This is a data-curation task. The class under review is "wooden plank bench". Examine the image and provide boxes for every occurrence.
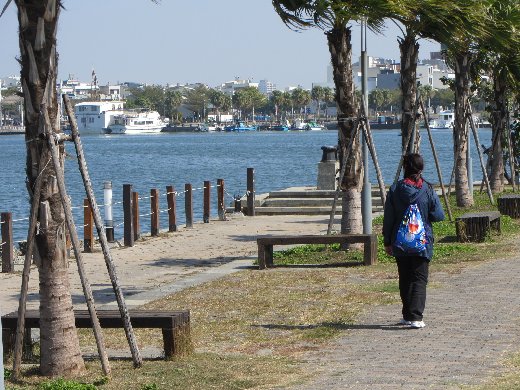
[455,211,501,242]
[257,234,378,269]
[498,195,520,218]
[2,309,191,360]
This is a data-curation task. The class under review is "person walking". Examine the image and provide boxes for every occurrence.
[383,153,445,329]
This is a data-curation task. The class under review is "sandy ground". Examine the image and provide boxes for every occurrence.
[0,213,337,315]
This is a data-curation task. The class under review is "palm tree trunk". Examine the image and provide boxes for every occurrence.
[398,31,419,152]
[453,52,474,207]
[490,67,507,193]
[16,0,84,376]
[326,26,363,236]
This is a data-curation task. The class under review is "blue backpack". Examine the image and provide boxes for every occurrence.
[394,193,427,254]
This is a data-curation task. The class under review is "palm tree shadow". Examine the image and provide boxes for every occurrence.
[253,321,406,331]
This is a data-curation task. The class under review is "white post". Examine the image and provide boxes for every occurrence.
[104,181,114,242]
[0,79,3,127]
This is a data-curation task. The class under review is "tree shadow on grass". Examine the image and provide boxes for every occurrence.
[253,322,406,331]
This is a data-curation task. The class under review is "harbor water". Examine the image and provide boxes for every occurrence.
[0,129,492,243]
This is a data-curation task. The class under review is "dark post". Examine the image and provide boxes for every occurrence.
[217,178,226,221]
[234,194,242,213]
[1,212,14,273]
[83,198,94,253]
[123,184,134,247]
[151,188,160,236]
[203,181,210,223]
[166,185,177,232]
[185,183,193,228]
[247,167,255,216]
[132,191,140,241]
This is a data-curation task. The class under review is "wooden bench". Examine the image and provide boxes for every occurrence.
[257,234,378,269]
[455,211,501,242]
[2,309,191,360]
[498,195,520,218]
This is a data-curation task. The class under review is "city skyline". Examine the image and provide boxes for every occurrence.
[0,0,440,89]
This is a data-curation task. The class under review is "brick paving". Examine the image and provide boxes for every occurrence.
[293,257,520,389]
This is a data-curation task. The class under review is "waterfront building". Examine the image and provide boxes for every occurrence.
[259,79,276,96]
[217,77,259,96]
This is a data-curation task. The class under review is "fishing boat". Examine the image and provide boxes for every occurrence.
[224,121,257,132]
[103,110,165,134]
[291,119,324,131]
[428,110,454,130]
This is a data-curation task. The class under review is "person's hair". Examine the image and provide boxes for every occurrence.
[403,153,424,182]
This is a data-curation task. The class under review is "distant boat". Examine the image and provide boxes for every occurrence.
[428,110,454,130]
[103,110,165,134]
[291,119,324,131]
[270,124,290,131]
[224,121,257,132]
[74,101,125,134]
[304,121,325,131]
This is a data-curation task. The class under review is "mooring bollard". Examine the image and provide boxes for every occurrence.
[151,188,160,236]
[217,178,226,221]
[234,194,241,213]
[132,191,140,241]
[1,212,13,273]
[123,184,134,247]
[103,181,114,243]
[83,198,94,253]
[247,167,255,217]
[203,180,210,223]
[185,183,193,228]
[166,185,177,232]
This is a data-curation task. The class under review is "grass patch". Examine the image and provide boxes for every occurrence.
[6,191,520,389]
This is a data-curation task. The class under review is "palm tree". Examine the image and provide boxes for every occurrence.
[273,0,403,236]
[440,1,495,205]
[475,1,520,193]
[322,86,335,119]
[11,0,85,377]
[270,90,285,121]
[291,87,312,116]
[311,85,325,119]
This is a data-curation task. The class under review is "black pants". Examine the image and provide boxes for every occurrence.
[396,256,429,321]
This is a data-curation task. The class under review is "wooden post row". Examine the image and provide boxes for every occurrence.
[166,185,177,232]
[203,181,210,223]
[132,191,140,241]
[1,212,13,273]
[83,198,94,253]
[151,189,160,236]
[185,184,193,228]
[123,184,134,247]
[217,179,226,221]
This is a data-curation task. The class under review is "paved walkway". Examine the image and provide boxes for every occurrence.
[1,212,519,388]
[292,256,520,389]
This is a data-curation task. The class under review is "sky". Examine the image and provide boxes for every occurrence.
[0,0,440,90]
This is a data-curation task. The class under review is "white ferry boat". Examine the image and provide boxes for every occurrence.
[103,110,166,134]
[428,110,455,129]
[74,101,125,134]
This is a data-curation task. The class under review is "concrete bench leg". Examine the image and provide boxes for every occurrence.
[265,245,274,268]
[363,236,378,266]
[258,244,266,269]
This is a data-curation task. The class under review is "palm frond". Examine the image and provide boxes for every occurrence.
[0,0,13,19]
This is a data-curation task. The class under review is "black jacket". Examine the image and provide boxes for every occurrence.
[383,179,445,260]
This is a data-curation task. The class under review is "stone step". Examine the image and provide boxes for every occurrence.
[268,189,382,198]
[263,197,384,207]
[253,206,384,216]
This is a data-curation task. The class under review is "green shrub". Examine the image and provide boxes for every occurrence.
[38,378,97,390]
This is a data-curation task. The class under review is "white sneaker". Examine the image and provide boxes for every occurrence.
[399,319,411,325]
[409,321,426,329]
